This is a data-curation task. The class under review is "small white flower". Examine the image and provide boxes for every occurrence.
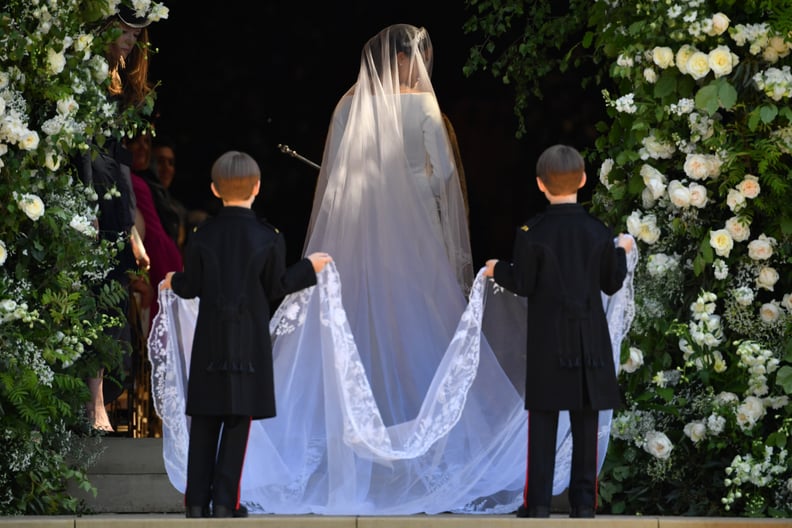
[615,93,638,114]
[735,396,766,430]
[733,286,755,306]
[643,67,658,83]
[707,414,726,434]
[713,259,728,280]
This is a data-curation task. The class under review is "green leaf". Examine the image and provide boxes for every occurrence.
[695,84,719,115]
[717,80,738,110]
[776,365,792,394]
[654,72,677,99]
[760,104,778,124]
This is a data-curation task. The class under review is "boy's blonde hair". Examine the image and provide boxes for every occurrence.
[536,144,585,196]
[211,151,260,201]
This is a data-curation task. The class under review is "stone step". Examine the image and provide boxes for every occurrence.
[1,514,789,528]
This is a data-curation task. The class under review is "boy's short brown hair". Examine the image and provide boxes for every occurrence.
[211,151,261,201]
[536,144,585,196]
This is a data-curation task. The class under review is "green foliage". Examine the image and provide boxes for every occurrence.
[466,0,792,517]
[0,0,165,515]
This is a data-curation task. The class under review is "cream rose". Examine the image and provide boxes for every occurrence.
[709,13,730,36]
[759,302,781,324]
[18,130,39,151]
[683,421,707,443]
[708,45,735,77]
[724,216,750,242]
[738,174,761,199]
[643,431,674,460]
[756,266,779,291]
[747,235,774,260]
[676,45,697,75]
[599,158,614,188]
[643,67,658,83]
[710,229,734,257]
[688,182,708,208]
[683,153,710,180]
[0,240,6,266]
[641,164,667,199]
[18,193,45,221]
[686,51,711,80]
[652,46,675,69]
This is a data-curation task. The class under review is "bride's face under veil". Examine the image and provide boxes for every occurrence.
[362,24,434,96]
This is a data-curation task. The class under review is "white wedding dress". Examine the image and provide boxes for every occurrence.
[147,24,638,515]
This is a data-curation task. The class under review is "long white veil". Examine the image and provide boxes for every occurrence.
[148,24,638,515]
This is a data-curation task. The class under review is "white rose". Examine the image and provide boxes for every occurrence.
[626,211,643,238]
[726,188,746,212]
[738,174,761,199]
[56,96,79,116]
[652,46,675,69]
[709,45,735,77]
[747,236,774,260]
[709,229,734,257]
[759,302,781,324]
[756,266,779,291]
[641,187,657,209]
[44,151,61,171]
[782,293,792,312]
[0,240,6,266]
[18,193,45,221]
[709,13,730,36]
[687,51,711,80]
[46,48,66,75]
[643,431,674,460]
[637,215,661,245]
[725,216,750,242]
[683,421,707,443]
[599,158,614,188]
[667,180,691,208]
[18,130,39,151]
[621,347,644,374]
[641,164,667,199]
[676,45,697,75]
[688,182,708,208]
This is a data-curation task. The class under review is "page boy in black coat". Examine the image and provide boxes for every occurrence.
[484,144,633,518]
[161,151,332,518]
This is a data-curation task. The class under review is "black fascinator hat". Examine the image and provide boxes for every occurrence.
[118,4,151,28]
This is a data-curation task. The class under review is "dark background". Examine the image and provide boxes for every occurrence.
[147,1,605,266]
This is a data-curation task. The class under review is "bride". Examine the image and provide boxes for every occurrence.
[149,24,637,515]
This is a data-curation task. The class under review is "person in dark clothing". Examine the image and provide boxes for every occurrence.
[484,144,633,518]
[160,151,332,518]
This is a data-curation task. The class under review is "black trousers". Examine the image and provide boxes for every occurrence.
[185,414,251,509]
[523,408,600,512]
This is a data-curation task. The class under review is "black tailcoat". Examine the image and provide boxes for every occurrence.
[493,203,627,411]
[171,206,316,419]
